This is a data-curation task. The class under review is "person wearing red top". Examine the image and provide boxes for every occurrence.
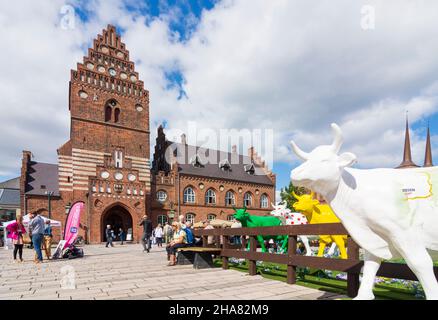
[6,215,27,262]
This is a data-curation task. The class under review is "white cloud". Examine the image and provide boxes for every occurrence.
[2,0,438,180]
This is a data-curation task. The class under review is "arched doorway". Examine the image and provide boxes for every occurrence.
[101,205,133,242]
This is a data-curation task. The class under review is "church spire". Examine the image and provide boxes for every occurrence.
[423,123,433,167]
[396,115,419,169]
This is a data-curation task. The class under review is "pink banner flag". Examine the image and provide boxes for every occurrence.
[63,201,84,249]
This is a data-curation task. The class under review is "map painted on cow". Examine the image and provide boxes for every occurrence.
[400,172,433,201]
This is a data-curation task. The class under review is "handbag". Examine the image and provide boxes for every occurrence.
[22,234,32,245]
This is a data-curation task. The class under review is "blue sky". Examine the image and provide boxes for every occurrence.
[2,1,438,198]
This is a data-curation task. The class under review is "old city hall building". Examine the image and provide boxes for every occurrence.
[19,25,276,243]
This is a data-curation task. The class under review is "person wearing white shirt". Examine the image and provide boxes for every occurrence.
[154,224,164,247]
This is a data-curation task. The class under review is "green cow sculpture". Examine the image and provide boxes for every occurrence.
[233,207,288,253]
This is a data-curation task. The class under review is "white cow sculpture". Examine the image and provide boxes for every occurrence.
[290,123,438,300]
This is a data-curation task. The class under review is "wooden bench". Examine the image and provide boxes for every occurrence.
[176,247,221,269]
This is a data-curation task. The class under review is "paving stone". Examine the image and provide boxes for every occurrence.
[0,244,345,300]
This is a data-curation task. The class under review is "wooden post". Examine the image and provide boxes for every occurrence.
[242,236,247,251]
[222,235,229,270]
[249,236,257,276]
[202,236,207,248]
[347,236,360,298]
[287,236,297,284]
[215,235,221,249]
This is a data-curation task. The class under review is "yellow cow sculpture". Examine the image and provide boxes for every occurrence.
[292,191,348,259]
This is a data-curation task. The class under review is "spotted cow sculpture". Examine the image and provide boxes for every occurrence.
[290,123,438,300]
[291,192,347,259]
[270,201,313,256]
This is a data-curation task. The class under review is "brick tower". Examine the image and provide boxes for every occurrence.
[57,25,151,243]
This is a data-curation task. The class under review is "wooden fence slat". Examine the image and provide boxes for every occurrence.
[377,262,438,281]
[287,236,297,284]
[347,237,361,298]
[249,236,257,276]
[222,235,229,270]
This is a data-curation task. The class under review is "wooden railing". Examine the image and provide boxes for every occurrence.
[193,223,438,298]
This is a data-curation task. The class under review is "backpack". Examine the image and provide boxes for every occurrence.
[185,228,194,244]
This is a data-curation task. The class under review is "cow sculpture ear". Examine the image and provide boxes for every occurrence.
[338,152,357,168]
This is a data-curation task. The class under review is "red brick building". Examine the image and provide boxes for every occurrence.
[151,126,276,226]
[19,25,276,243]
[21,25,150,243]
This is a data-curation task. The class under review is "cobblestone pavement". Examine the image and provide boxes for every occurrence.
[0,244,345,300]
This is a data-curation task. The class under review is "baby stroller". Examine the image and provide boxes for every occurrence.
[52,240,84,260]
[62,244,84,259]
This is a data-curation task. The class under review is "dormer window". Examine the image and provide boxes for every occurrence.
[190,154,204,168]
[244,163,255,175]
[219,159,231,171]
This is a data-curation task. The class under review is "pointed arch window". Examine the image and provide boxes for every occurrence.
[244,192,252,207]
[158,215,168,226]
[114,108,120,123]
[225,190,235,206]
[104,99,118,123]
[186,213,195,224]
[183,187,196,204]
[205,189,216,205]
[105,106,112,122]
[260,194,269,208]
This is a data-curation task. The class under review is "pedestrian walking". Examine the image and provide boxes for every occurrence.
[43,220,53,259]
[6,215,26,263]
[139,215,152,252]
[154,224,164,247]
[118,228,125,245]
[29,211,45,263]
[105,225,114,247]
[163,222,172,244]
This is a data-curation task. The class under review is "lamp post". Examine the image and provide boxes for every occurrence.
[45,191,54,219]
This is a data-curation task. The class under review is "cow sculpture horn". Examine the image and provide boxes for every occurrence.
[290,140,310,161]
[330,123,343,154]
[292,191,301,200]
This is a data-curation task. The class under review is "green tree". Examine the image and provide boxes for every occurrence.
[280,181,308,210]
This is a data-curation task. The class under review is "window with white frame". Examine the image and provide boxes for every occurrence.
[186,213,195,224]
[227,215,234,221]
[156,190,167,202]
[225,191,235,206]
[207,214,216,221]
[157,215,168,226]
[244,192,252,207]
[260,194,269,208]
[205,188,216,205]
[183,187,196,203]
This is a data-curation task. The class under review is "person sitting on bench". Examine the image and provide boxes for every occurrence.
[183,222,195,247]
[166,222,187,266]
